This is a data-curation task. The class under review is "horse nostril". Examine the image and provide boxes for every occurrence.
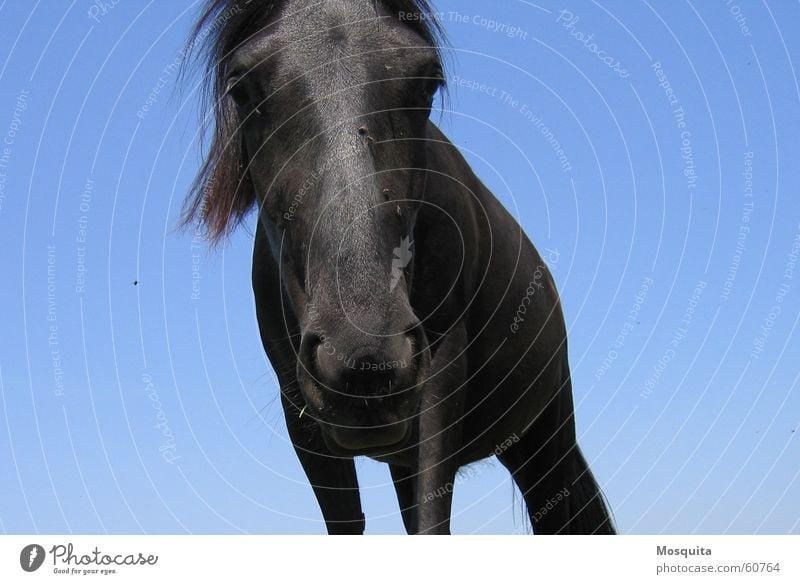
[404,323,430,381]
[404,331,415,355]
[406,323,428,358]
[300,333,328,379]
[314,340,341,383]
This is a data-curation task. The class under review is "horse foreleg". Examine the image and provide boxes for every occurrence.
[389,464,416,534]
[413,321,468,535]
[282,393,365,535]
[496,374,616,535]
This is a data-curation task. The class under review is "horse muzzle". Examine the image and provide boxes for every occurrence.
[296,320,430,454]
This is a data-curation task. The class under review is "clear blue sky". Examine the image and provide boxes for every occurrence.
[0,0,798,534]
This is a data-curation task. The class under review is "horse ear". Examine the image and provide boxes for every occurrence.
[181,97,256,244]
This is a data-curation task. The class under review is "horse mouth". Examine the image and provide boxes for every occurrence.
[295,344,428,457]
[323,420,411,456]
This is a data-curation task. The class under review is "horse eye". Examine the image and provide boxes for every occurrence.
[225,75,240,95]
[225,76,249,106]
[419,64,443,105]
[225,76,266,119]
[429,63,444,83]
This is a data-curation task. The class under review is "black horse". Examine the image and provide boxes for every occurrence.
[183,0,615,535]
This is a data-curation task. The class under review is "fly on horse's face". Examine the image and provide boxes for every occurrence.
[226,1,443,454]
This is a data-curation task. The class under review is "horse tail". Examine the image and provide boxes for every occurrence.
[560,444,616,534]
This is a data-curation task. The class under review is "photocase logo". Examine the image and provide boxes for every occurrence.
[20,544,45,572]
[390,236,413,292]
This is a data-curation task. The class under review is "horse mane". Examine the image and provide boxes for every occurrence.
[180,0,446,243]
